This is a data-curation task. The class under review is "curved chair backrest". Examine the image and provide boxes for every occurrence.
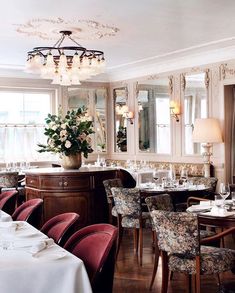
[0,171,18,188]
[111,187,141,216]
[64,223,118,292]
[12,198,43,228]
[41,212,80,246]
[145,194,174,212]
[0,190,18,215]
[103,178,123,204]
[150,210,199,256]
[190,177,218,192]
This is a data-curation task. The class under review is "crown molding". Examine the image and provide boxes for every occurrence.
[106,45,235,81]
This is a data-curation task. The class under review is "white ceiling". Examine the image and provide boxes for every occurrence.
[1,0,235,81]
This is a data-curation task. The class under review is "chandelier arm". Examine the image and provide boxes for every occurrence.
[55,34,66,48]
[68,35,83,47]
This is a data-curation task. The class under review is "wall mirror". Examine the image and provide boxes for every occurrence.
[137,77,171,154]
[183,72,208,155]
[113,87,128,152]
[67,87,107,152]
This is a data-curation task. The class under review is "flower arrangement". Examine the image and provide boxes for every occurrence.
[38,106,94,158]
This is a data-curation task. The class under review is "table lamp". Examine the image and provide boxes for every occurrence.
[192,118,223,178]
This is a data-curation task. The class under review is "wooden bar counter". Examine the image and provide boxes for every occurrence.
[25,167,118,227]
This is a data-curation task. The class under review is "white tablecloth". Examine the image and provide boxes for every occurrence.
[0,210,12,222]
[0,222,92,293]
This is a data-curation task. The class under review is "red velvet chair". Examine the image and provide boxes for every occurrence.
[0,190,18,215]
[12,198,43,228]
[40,212,80,246]
[64,223,118,293]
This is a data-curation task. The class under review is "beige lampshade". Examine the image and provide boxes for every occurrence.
[192,118,223,143]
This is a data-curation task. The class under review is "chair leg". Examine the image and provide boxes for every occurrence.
[185,274,192,293]
[139,226,143,266]
[149,238,160,290]
[161,251,169,293]
[133,228,139,254]
[116,214,123,258]
[195,256,201,293]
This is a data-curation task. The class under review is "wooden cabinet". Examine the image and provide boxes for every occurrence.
[25,167,117,228]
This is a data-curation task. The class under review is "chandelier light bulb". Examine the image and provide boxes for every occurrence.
[26,30,105,85]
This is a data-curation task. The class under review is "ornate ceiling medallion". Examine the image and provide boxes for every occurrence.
[14,18,119,41]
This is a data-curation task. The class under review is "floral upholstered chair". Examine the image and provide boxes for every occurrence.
[150,210,235,293]
[103,178,123,224]
[0,171,25,205]
[111,187,151,265]
[145,194,217,290]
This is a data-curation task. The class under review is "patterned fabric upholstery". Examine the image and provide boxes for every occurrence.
[111,187,151,229]
[145,194,174,212]
[147,195,214,239]
[150,210,235,275]
[0,172,18,188]
[151,210,200,256]
[169,246,235,275]
[189,177,218,192]
[103,179,123,204]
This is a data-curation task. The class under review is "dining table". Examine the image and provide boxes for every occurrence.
[187,201,235,228]
[0,221,92,293]
[0,210,12,222]
[139,182,211,210]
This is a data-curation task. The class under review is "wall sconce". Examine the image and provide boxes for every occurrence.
[122,109,134,124]
[170,100,181,122]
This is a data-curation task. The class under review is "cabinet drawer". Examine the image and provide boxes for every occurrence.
[63,176,91,190]
[40,176,63,190]
[26,176,39,188]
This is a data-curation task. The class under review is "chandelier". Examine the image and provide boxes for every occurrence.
[25,30,105,86]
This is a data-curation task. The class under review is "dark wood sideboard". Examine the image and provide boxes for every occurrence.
[25,167,118,227]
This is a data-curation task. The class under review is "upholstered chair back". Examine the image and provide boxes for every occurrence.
[111,187,141,216]
[189,177,218,192]
[103,178,123,204]
[150,210,200,256]
[145,194,174,212]
[0,172,18,188]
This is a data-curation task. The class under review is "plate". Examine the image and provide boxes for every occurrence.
[33,250,67,260]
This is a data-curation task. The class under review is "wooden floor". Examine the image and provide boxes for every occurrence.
[113,230,235,293]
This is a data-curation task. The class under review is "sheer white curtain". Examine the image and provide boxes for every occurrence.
[0,125,54,163]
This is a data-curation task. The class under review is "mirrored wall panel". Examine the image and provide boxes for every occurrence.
[68,87,107,152]
[113,87,128,152]
[137,78,171,154]
[183,72,208,155]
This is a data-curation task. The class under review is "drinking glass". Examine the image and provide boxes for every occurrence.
[214,194,223,208]
[219,183,230,208]
[153,171,159,184]
[231,192,235,206]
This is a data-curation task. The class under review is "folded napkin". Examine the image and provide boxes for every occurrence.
[0,221,25,232]
[30,238,54,254]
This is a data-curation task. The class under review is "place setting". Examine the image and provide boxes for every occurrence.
[187,183,235,217]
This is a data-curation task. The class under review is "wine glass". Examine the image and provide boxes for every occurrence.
[219,183,230,208]
[153,170,159,184]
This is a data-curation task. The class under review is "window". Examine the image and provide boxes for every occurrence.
[0,89,54,163]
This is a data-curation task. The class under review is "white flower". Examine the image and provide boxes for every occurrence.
[65,140,72,148]
[61,123,67,129]
[52,125,58,131]
[60,130,67,137]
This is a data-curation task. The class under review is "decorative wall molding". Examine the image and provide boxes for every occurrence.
[205,69,210,89]
[14,18,119,41]
[168,75,173,95]
[219,63,235,80]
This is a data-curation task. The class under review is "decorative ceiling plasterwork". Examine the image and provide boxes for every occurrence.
[14,18,119,41]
